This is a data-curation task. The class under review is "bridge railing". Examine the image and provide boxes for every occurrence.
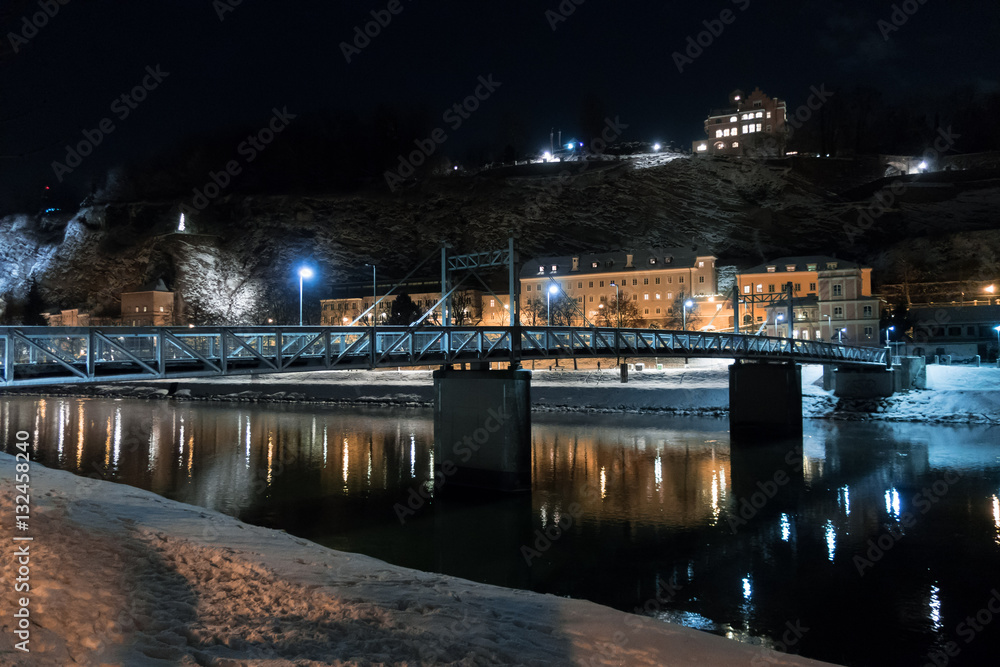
[0,325,886,386]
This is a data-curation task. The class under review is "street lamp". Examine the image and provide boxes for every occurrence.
[683,299,694,331]
[776,313,785,337]
[824,314,831,341]
[298,266,314,326]
[547,284,558,326]
[609,281,620,327]
[837,327,845,343]
[994,325,1000,360]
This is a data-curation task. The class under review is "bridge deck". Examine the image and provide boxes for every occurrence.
[0,326,887,387]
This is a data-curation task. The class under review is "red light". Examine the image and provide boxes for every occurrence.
[45,186,50,190]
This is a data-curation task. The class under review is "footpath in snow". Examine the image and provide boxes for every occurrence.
[0,454,836,666]
[11,359,999,424]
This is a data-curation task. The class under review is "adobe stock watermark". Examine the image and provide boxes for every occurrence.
[923,588,1000,667]
[50,65,170,183]
[340,0,414,64]
[523,115,628,221]
[843,125,960,244]
[878,0,931,41]
[213,0,244,22]
[853,471,960,577]
[383,74,502,192]
[393,402,509,523]
[6,0,71,55]
[545,0,586,31]
[740,83,833,160]
[726,447,803,534]
[750,620,810,666]
[180,107,297,214]
[672,0,752,74]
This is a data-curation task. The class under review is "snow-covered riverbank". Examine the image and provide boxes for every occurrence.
[6,359,998,424]
[0,453,837,666]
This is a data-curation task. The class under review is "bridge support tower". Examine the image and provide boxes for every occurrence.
[433,367,532,492]
[729,361,802,439]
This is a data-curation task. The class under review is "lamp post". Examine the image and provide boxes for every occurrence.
[683,299,694,331]
[837,327,844,343]
[776,313,785,337]
[547,284,558,326]
[824,314,831,341]
[609,281,620,327]
[994,325,1000,362]
[298,267,314,326]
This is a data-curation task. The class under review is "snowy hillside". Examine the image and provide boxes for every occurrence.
[3,156,999,323]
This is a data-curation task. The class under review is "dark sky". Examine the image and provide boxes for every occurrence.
[1,0,998,211]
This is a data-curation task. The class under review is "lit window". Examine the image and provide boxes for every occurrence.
[655,293,661,300]
[667,292,673,300]
[716,129,723,138]
[730,116,737,122]
[538,266,545,274]
[743,285,750,294]
[644,294,649,300]
[807,264,817,271]
[698,261,705,268]
[591,262,599,268]
[756,123,762,132]
[490,299,495,307]
[135,307,139,313]
[732,141,739,148]
[756,284,763,293]
[143,306,147,312]
[767,111,772,118]
[649,258,656,265]
[551,264,557,272]
[756,111,763,118]
[159,306,164,312]
[697,144,707,152]
[767,266,776,273]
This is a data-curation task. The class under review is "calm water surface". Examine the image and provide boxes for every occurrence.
[3,396,999,666]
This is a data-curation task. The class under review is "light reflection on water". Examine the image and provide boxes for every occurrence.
[2,396,999,667]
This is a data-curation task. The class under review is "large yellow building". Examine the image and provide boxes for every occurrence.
[736,256,881,344]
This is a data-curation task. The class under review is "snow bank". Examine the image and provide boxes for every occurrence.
[0,454,836,666]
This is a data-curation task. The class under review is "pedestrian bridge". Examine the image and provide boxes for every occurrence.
[0,325,886,387]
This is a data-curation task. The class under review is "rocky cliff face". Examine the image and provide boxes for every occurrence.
[3,155,998,324]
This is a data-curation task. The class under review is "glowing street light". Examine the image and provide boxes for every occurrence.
[298,266,314,326]
[683,299,694,331]
[547,284,558,326]
[609,281,620,328]
[653,143,661,151]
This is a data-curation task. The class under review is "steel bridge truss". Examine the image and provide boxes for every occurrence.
[0,326,887,387]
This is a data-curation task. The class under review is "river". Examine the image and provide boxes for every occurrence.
[2,395,998,666]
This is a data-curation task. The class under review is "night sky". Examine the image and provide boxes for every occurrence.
[1,0,997,212]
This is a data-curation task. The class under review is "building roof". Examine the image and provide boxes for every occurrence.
[520,248,714,279]
[741,256,865,275]
[128,278,171,293]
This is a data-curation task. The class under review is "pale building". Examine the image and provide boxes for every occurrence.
[519,248,721,328]
[737,256,881,345]
[121,279,175,326]
[693,87,787,157]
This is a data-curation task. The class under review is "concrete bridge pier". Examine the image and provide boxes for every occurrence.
[729,361,803,439]
[433,367,532,492]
